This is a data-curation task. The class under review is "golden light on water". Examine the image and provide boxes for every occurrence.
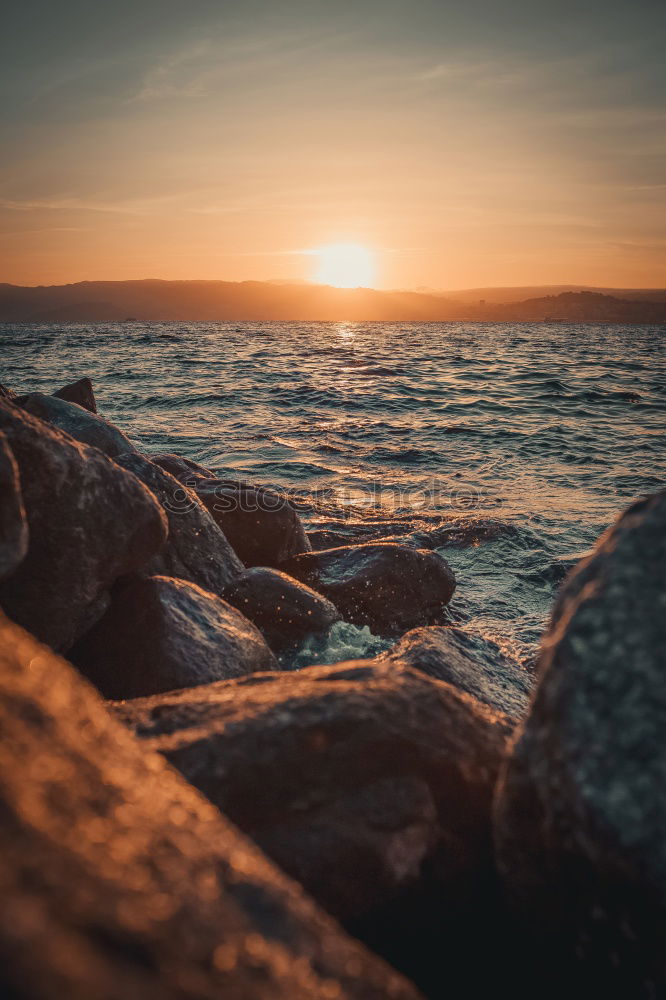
[312,243,376,289]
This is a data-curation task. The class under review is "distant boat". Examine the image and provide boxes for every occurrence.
[123,317,138,322]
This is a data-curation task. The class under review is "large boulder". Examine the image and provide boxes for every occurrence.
[223,567,341,650]
[114,660,511,927]
[70,574,278,699]
[0,400,167,651]
[195,480,312,567]
[494,491,666,996]
[281,543,456,635]
[53,375,97,412]
[0,611,420,1000]
[0,432,28,580]
[21,392,137,457]
[151,452,218,483]
[383,626,531,720]
[115,452,243,594]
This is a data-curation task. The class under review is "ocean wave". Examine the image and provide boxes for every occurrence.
[4,319,663,669]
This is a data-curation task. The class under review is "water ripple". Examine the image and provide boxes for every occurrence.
[2,319,664,665]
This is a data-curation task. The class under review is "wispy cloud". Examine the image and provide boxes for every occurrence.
[132,27,349,103]
[415,56,533,90]
[0,194,185,215]
[0,226,92,236]
[133,41,217,102]
[413,46,666,120]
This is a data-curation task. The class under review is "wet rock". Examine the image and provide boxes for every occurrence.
[223,566,341,650]
[71,574,278,699]
[0,400,167,651]
[114,659,511,925]
[195,480,312,567]
[53,375,97,412]
[494,490,666,996]
[148,462,310,570]
[20,392,137,457]
[308,527,358,550]
[115,452,243,594]
[151,451,218,484]
[0,432,28,580]
[0,383,17,402]
[0,611,420,1000]
[305,516,514,553]
[383,626,531,720]
[307,519,415,551]
[407,517,518,550]
[281,543,456,635]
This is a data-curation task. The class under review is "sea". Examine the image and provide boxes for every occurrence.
[3,321,665,669]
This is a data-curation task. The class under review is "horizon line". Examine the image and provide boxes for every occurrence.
[2,278,665,294]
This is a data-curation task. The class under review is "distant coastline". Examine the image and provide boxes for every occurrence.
[1,279,665,324]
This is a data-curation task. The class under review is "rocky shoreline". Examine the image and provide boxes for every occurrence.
[0,376,664,998]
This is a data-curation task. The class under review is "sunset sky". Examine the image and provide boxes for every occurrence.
[2,0,665,289]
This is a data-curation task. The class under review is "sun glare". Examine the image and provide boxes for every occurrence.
[312,243,376,288]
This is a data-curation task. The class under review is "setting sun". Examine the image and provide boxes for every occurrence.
[312,243,376,289]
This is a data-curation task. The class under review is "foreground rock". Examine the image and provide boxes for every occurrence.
[281,543,456,635]
[0,433,28,580]
[0,400,166,650]
[195,480,312,567]
[383,626,531,720]
[21,392,137,457]
[53,375,97,412]
[116,452,243,594]
[71,574,278,698]
[115,660,511,928]
[494,490,666,996]
[223,567,341,649]
[0,612,420,1000]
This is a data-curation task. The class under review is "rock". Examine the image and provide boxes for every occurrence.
[114,659,511,927]
[195,480,312,567]
[223,567,341,650]
[53,375,97,412]
[308,527,359,550]
[406,517,519,550]
[305,516,513,553]
[0,383,17,402]
[281,543,456,635]
[306,519,414,551]
[494,490,666,995]
[20,392,137,457]
[0,611,421,1000]
[151,452,218,484]
[70,574,278,699]
[115,452,243,594]
[0,432,28,580]
[147,462,310,572]
[0,400,167,651]
[383,626,531,720]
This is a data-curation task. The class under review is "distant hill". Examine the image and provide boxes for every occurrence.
[441,285,666,305]
[0,279,664,323]
[492,291,666,323]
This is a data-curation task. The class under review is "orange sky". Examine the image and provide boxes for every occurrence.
[1,1,665,289]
